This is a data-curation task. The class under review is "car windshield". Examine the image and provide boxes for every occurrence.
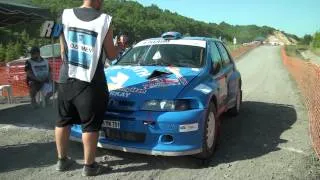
[117,44,205,68]
[40,43,61,58]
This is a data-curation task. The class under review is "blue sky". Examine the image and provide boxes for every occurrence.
[135,0,320,37]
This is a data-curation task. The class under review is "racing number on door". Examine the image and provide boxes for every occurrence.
[219,77,228,101]
[216,42,232,104]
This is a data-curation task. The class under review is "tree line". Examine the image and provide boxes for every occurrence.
[0,0,301,62]
[0,28,50,62]
[299,32,320,48]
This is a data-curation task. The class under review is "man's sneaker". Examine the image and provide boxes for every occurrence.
[31,102,39,109]
[55,157,74,171]
[82,162,104,177]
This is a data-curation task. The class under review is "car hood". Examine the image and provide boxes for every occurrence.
[105,65,201,108]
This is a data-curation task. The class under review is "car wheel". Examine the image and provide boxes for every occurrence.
[195,102,220,160]
[229,86,242,116]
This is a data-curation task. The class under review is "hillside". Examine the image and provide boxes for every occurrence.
[31,0,290,43]
[266,31,298,45]
[0,0,300,62]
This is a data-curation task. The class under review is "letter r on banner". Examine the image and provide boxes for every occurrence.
[52,24,63,38]
[40,21,54,38]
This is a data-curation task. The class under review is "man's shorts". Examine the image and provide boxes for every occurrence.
[56,79,108,132]
[28,81,43,95]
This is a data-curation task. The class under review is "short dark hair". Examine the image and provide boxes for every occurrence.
[30,46,40,54]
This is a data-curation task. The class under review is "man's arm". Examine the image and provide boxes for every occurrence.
[103,26,123,60]
[24,60,30,72]
[60,33,66,62]
[47,64,52,82]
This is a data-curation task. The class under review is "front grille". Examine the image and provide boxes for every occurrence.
[103,128,145,143]
[117,100,135,106]
[108,99,136,111]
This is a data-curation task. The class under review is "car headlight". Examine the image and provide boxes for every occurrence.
[141,99,191,111]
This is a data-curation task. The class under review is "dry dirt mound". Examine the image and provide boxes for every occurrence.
[266,31,297,45]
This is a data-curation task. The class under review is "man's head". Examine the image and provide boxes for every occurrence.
[119,32,129,47]
[83,0,104,10]
[120,35,128,44]
[30,46,40,60]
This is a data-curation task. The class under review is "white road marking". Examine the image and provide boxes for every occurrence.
[0,124,52,131]
[280,146,308,155]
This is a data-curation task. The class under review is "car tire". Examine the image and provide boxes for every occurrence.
[228,86,242,116]
[195,102,220,160]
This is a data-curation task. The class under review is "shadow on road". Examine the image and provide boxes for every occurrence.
[210,101,297,166]
[0,142,83,173]
[0,101,297,174]
[0,103,57,130]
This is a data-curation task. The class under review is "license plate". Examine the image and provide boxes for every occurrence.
[103,120,120,129]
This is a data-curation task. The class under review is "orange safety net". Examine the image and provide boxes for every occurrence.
[0,58,62,97]
[281,48,320,158]
[0,66,8,85]
[7,64,29,97]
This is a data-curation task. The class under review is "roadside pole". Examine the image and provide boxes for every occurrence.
[51,38,55,108]
[40,20,62,108]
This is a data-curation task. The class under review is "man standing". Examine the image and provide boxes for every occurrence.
[25,46,51,108]
[55,0,124,176]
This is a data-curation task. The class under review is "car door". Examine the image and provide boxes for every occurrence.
[209,41,227,110]
[215,42,236,106]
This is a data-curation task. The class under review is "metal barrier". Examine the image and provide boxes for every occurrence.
[281,48,320,159]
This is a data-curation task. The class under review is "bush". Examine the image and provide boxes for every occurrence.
[285,45,305,59]
[5,42,17,61]
[0,44,5,62]
[312,32,320,48]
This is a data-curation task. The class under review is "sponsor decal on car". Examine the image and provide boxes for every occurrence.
[143,78,181,89]
[108,72,129,91]
[194,84,212,94]
[179,123,199,132]
[107,66,151,77]
[110,91,131,98]
[135,39,207,48]
[166,67,188,85]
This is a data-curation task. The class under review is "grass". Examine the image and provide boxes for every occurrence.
[226,43,241,52]
[311,48,320,57]
[284,45,309,60]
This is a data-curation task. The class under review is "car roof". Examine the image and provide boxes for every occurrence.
[143,36,222,43]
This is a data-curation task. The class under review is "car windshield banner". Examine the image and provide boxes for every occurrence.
[135,39,206,48]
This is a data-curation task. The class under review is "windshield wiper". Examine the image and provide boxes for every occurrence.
[141,62,174,66]
[117,62,141,66]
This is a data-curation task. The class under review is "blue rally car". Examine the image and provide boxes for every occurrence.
[70,32,242,159]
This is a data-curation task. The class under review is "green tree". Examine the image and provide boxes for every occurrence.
[0,0,299,51]
[21,29,30,51]
[301,34,313,45]
[28,39,39,48]
[312,32,320,48]
[6,42,17,62]
[0,44,5,62]
[14,42,24,58]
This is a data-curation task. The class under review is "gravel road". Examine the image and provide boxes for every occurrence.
[0,46,319,180]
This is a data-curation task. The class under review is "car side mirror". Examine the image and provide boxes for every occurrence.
[212,62,221,75]
[111,60,118,65]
